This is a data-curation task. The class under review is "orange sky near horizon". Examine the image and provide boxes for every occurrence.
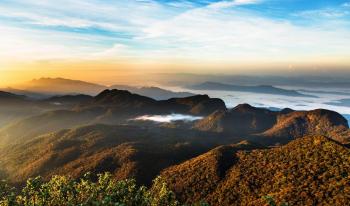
[1,58,350,87]
[1,50,350,88]
[1,0,350,88]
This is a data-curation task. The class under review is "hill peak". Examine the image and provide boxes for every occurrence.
[92,89,156,106]
[233,103,256,111]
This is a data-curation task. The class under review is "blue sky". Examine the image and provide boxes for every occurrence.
[0,0,350,71]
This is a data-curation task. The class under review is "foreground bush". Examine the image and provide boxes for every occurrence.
[0,173,207,206]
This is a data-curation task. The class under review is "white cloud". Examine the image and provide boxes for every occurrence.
[132,114,203,123]
[0,0,350,66]
[295,8,350,18]
[0,25,109,63]
[90,44,132,60]
[208,0,261,9]
[140,3,350,62]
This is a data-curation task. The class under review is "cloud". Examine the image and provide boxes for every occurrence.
[132,114,203,123]
[0,0,350,67]
[208,0,261,9]
[140,4,350,62]
[294,8,350,19]
[0,25,111,63]
[90,44,132,59]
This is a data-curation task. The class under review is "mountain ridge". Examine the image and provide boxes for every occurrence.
[189,81,314,97]
[8,77,196,100]
[194,104,350,144]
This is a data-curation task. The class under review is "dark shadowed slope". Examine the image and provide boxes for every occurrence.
[189,81,314,97]
[194,104,283,134]
[0,91,68,127]
[162,135,350,206]
[0,124,229,185]
[0,91,27,101]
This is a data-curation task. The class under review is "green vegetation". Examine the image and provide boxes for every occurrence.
[0,172,207,206]
[162,136,350,205]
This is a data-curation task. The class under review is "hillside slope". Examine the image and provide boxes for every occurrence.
[0,124,230,185]
[194,104,282,134]
[194,104,350,144]
[162,135,350,206]
[261,109,350,144]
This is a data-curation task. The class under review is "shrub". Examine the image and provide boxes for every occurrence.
[0,173,205,206]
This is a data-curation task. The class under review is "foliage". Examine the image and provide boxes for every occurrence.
[162,136,350,206]
[0,172,204,206]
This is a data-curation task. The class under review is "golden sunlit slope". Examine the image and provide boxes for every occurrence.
[162,135,350,206]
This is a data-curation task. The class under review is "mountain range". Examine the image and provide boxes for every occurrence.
[0,89,225,146]
[6,77,195,100]
[189,81,314,97]
[1,84,350,205]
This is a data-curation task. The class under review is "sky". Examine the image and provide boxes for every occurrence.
[0,0,350,85]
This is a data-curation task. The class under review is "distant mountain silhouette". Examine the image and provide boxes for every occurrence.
[43,94,93,106]
[11,77,195,99]
[0,87,50,99]
[0,90,96,128]
[161,135,350,205]
[189,82,313,97]
[111,85,195,100]
[0,91,51,126]
[0,91,27,102]
[14,77,107,95]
